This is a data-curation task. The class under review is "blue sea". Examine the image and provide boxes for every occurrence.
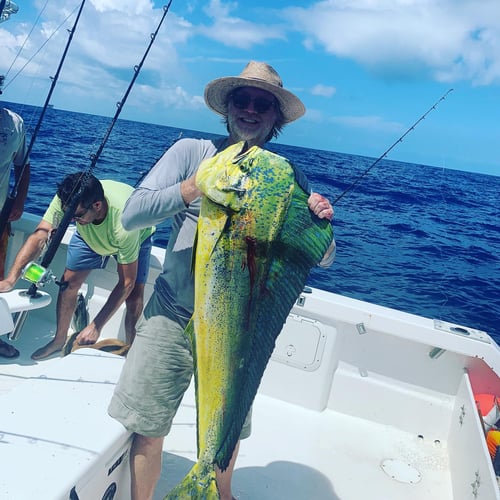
[4,101,500,342]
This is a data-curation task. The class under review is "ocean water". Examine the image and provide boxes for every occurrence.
[4,101,500,342]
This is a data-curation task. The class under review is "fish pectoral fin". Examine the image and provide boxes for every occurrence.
[197,210,231,260]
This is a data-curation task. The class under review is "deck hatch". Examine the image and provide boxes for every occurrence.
[380,458,422,484]
[271,313,327,371]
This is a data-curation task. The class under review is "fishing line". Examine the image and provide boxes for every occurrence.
[24,0,173,297]
[0,0,87,236]
[3,4,77,91]
[332,88,454,206]
[2,0,50,84]
[435,164,451,316]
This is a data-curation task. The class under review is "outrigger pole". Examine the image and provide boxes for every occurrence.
[24,0,173,298]
[332,88,454,206]
[0,0,87,236]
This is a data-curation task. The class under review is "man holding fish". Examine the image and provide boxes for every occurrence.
[108,61,335,499]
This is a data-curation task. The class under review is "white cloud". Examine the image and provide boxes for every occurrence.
[196,0,285,49]
[303,108,325,123]
[90,0,154,15]
[135,84,205,110]
[1,1,188,109]
[311,84,336,97]
[331,114,403,134]
[283,0,500,85]
[203,0,236,19]
[304,106,402,134]
[197,19,284,50]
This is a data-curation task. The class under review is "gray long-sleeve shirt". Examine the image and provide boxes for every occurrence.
[122,137,225,327]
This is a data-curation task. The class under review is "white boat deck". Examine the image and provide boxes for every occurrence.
[159,383,452,500]
[0,314,58,394]
[1,324,454,500]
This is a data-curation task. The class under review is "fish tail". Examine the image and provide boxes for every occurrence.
[164,462,219,499]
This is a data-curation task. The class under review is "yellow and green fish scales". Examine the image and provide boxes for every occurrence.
[165,142,333,499]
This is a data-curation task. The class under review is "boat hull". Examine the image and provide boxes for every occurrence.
[0,213,499,499]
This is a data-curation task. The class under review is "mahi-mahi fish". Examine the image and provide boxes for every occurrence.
[71,291,89,333]
[165,141,333,499]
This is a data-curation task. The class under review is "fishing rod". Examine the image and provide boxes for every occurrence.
[332,88,454,206]
[23,0,173,297]
[0,0,87,236]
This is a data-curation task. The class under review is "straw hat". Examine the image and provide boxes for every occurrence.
[204,61,305,123]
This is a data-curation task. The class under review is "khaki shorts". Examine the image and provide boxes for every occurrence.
[108,292,252,439]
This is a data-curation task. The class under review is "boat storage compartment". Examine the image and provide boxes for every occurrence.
[0,349,132,500]
[327,358,500,499]
[259,313,338,410]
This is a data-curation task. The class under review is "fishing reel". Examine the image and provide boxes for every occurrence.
[21,261,54,287]
[22,261,69,294]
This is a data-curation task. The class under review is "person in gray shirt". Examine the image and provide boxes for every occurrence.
[108,61,335,500]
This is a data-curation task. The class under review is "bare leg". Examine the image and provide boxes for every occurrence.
[31,268,91,360]
[130,433,164,500]
[124,282,145,345]
[0,223,10,280]
[215,441,240,500]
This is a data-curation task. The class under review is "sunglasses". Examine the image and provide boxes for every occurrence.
[71,206,91,221]
[231,92,276,114]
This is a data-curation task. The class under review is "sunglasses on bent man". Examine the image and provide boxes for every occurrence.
[64,203,92,221]
[231,92,276,114]
[72,206,90,221]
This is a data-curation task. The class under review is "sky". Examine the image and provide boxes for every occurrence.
[1,0,499,176]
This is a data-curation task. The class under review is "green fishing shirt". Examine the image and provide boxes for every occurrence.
[43,179,154,264]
